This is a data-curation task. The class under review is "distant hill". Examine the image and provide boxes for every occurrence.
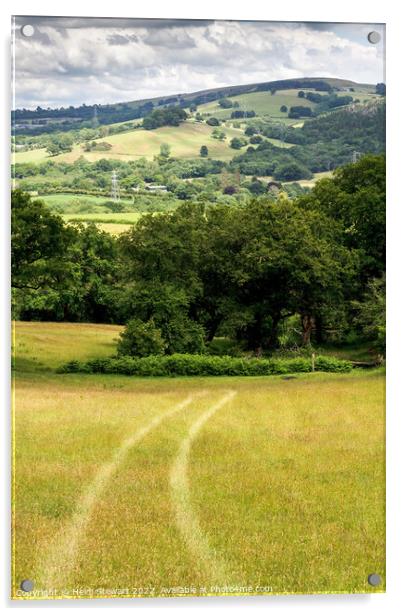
[12,77,374,134]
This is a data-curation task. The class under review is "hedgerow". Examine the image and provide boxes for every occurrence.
[58,354,352,377]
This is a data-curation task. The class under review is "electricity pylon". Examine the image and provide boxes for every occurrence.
[111,170,120,201]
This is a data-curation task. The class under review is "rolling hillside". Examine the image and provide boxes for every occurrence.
[13,121,246,164]
[13,76,376,134]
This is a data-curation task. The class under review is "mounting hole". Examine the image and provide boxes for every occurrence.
[20,579,34,592]
[367,31,381,44]
[368,573,381,587]
[21,24,35,37]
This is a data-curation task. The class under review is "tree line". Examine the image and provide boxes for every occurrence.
[12,154,385,355]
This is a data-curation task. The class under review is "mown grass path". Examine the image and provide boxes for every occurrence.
[170,390,237,582]
[12,323,385,598]
[38,393,204,591]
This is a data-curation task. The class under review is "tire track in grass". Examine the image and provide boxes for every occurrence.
[170,390,237,582]
[39,392,205,591]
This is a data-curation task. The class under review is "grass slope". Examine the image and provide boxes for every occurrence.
[39,193,135,212]
[199,89,317,122]
[197,87,379,123]
[13,122,245,165]
[12,322,385,597]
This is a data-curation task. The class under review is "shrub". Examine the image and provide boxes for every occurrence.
[117,318,166,357]
[288,106,313,119]
[161,316,206,355]
[230,137,247,150]
[59,354,353,377]
[273,161,312,181]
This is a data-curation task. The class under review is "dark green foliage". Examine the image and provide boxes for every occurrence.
[13,152,385,354]
[249,135,263,144]
[11,190,75,291]
[298,154,385,277]
[17,225,120,323]
[305,92,322,103]
[206,117,220,126]
[315,94,353,113]
[352,276,385,352]
[288,106,313,119]
[280,105,288,113]
[230,137,247,149]
[261,123,307,145]
[12,78,335,136]
[46,134,74,156]
[230,104,385,177]
[142,106,187,130]
[230,110,256,119]
[59,353,352,377]
[200,145,209,157]
[300,104,384,148]
[218,98,233,108]
[273,161,312,181]
[117,318,166,357]
[283,182,309,199]
[298,91,305,98]
[243,179,266,195]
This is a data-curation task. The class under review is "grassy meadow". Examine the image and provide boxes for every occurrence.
[62,212,141,235]
[31,195,148,235]
[199,89,317,123]
[39,193,136,213]
[13,121,246,165]
[197,87,379,124]
[12,322,385,598]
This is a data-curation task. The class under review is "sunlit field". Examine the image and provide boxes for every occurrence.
[198,87,380,123]
[12,121,246,165]
[12,322,385,598]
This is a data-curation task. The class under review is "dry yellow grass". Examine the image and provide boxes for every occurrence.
[12,322,385,598]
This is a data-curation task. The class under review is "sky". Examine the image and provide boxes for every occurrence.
[12,17,385,110]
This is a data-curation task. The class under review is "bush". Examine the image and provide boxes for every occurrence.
[117,318,166,357]
[288,106,313,119]
[161,316,206,355]
[273,161,312,181]
[206,117,220,126]
[230,137,247,150]
[59,354,352,377]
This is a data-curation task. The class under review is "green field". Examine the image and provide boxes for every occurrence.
[39,193,135,213]
[12,321,385,598]
[198,87,380,124]
[62,212,141,235]
[13,121,246,165]
[295,170,334,187]
[199,89,317,123]
[34,195,151,234]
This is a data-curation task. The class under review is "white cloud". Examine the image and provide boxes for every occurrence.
[12,18,385,109]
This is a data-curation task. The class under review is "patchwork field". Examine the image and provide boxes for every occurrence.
[197,87,379,124]
[199,89,317,123]
[39,194,136,213]
[62,212,141,235]
[12,322,385,598]
[29,195,151,235]
[12,121,246,165]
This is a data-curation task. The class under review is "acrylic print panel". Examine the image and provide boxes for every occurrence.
[11,16,386,600]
